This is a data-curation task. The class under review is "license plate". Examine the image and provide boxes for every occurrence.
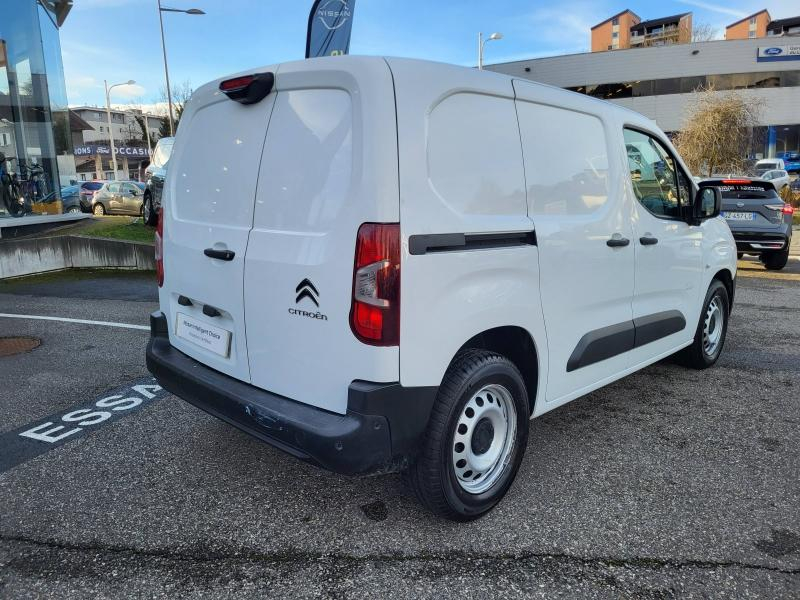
[721,211,755,221]
[175,312,231,357]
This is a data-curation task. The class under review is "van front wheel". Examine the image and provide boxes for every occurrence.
[406,349,529,521]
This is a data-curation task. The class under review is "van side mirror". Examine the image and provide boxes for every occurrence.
[693,186,721,222]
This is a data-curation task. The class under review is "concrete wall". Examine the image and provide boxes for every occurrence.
[0,236,154,279]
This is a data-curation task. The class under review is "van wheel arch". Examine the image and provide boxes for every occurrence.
[712,268,734,309]
[455,326,539,416]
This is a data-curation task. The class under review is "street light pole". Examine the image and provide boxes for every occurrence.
[105,79,135,181]
[157,1,205,137]
[478,31,503,70]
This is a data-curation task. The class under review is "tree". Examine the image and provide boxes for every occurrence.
[692,22,719,42]
[157,80,193,137]
[673,86,763,178]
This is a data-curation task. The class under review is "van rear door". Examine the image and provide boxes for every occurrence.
[243,58,399,414]
[160,70,278,383]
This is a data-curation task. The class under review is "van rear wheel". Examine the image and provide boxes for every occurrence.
[406,349,529,521]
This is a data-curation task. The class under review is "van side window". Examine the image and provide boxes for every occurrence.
[516,101,610,215]
[427,93,526,216]
[623,128,684,219]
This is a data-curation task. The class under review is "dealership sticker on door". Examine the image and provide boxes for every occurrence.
[176,312,232,357]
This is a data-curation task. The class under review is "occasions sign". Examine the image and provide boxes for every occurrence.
[73,145,151,157]
[757,45,800,62]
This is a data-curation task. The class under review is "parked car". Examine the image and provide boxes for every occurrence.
[754,158,785,176]
[90,181,144,216]
[143,137,174,225]
[777,151,800,173]
[146,57,735,521]
[28,185,82,215]
[716,177,794,270]
[760,168,792,198]
[78,181,106,212]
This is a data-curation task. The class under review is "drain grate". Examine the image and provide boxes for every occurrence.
[0,337,41,357]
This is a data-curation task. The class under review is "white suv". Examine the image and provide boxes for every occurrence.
[146,57,736,521]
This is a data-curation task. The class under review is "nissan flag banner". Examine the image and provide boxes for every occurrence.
[306,0,356,58]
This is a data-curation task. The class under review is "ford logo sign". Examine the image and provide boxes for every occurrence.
[764,47,783,55]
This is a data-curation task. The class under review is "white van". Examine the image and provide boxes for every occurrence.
[146,57,736,521]
[755,158,785,176]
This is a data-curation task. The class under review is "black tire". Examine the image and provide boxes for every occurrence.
[143,194,157,226]
[762,247,789,271]
[406,349,529,521]
[677,279,729,369]
[93,203,105,216]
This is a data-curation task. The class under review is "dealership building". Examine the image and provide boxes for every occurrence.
[486,36,800,160]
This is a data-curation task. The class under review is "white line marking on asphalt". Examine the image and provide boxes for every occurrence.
[0,313,149,331]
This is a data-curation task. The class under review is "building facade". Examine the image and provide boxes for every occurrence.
[486,37,800,160]
[592,10,691,52]
[725,10,771,40]
[70,106,162,181]
[1,0,76,219]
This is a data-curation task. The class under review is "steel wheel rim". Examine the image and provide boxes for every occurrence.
[143,200,150,221]
[703,296,724,356]
[452,383,517,494]
[93,205,103,215]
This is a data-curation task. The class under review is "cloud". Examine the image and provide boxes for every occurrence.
[674,0,747,18]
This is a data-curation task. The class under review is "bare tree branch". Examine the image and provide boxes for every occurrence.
[673,85,763,178]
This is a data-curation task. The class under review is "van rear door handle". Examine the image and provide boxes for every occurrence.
[639,236,659,245]
[606,237,630,248]
[204,248,235,261]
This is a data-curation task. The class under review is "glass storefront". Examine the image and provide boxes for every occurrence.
[0,0,75,218]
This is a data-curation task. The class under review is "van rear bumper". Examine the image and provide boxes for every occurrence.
[145,312,437,475]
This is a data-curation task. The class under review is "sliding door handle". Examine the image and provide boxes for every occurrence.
[639,236,659,246]
[606,237,630,248]
[204,248,235,261]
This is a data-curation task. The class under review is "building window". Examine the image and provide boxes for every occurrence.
[99,126,104,132]
[612,31,618,38]
[749,31,755,38]
[612,17,619,25]
[749,16,757,25]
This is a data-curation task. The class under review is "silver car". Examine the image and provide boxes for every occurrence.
[90,181,145,216]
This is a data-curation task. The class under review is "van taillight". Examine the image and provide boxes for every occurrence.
[350,223,400,346]
[155,208,164,287]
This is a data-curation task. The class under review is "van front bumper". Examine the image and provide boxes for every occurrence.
[145,312,437,476]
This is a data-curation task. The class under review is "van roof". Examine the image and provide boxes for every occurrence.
[202,55,657,130]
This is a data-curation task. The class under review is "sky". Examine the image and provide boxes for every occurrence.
[61,0,800,113]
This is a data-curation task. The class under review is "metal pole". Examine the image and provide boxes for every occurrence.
[478,32,483,69]
[105,80,119,180]
[158,0,175,136]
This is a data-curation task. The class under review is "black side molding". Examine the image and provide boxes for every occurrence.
[567,310,686,372]
[409,230,536,255]
[633,310,686,348]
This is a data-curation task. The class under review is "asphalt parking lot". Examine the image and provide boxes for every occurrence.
[0,259,798,598]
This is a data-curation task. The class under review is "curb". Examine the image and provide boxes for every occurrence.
[0,236,155,279]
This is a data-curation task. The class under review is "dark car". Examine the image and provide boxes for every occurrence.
[143,136,173,226]
[90,181,145,216]
[35,185,82,214]
[712,177,794,270]
[79,181,106,212]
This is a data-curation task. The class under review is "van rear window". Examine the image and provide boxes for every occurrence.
[719,183,777,199]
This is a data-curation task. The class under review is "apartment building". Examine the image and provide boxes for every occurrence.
[725,10,771,40]
[592,10,691,52]
[591,9,640,52]
[69,107,163,181]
